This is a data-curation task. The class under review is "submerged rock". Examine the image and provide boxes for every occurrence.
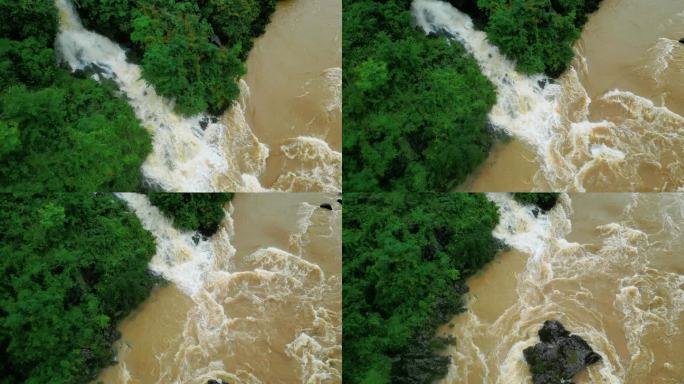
[523,320,602,384]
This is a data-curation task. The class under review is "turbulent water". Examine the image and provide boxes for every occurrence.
[97,194,341,384]
[243,0,342,193]
[436,193,684,383]
[54,0,340,192]
[413,0,684,192]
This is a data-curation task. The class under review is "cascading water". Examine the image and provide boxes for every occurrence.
[53,0,341,192]
[106,194,341,384]
[435,193,684,383]
[412,0,684,192]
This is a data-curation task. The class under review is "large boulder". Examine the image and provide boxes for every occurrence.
[523,320,602,384]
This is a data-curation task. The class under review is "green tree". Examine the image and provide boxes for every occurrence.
[0,77,151,192]
[475,0,600,76]
[0,120,20,157]
[343,0,496,192]
[0,2,151,192]
[77,0,279,115]
[149,193,234,235]
[0,194,159,384]
[343,193,502,383]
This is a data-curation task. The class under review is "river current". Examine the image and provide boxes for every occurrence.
[413,0,684,192]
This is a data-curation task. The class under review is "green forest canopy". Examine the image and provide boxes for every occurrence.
[343,193,502,383]
[0,194,160,384]
[343,0,497,192]
[149,193,234,236]
[458,0,602,76]
[76,0,278,115]
[0,0,151,192]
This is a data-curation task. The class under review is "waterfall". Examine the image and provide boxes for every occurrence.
[112,194,341,383]
[54,0,269,191]
[412,0,684,191]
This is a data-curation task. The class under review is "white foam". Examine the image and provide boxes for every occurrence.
[116,194,340,383]
[272,136,342,193]
[412,0,684,191]
[441,193,684,383]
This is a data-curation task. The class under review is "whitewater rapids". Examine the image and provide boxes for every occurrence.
[413,0,684,191]
[436,193,684,383]
[54,0,340,192]
[106,193,341,384]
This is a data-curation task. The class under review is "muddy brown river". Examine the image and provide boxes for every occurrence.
[437,193,684,383]
[96,193,341,384]
[244,0,342,192]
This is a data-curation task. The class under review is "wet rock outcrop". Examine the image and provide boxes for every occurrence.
[523,320,602,384]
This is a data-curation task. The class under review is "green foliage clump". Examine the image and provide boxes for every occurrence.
[0,194,159,384]
[474,0,602,76]
[343,0,496,192]
[343,193,502,383]
[198,0,278,60]
[513,193,560,211]
[0,0,151,192]
[0,0,58,45]
[149,193,234,235]
[77,0,277,115]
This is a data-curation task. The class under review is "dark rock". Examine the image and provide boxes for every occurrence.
[192,233,200,245]
[679,38,684,44]
[207,380,228,384]
[336,198,342,205]
[210,116,219,123]
[523,320,602,384]
[199,117,209,130]
[319,203,333,210]
[532,208,540,218]
[538,79,548,89]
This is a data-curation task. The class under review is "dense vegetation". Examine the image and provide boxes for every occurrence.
[453,0,602,77]
[513,193,560,212]
[76,0,277,115]
[0,194,159,383]
[343,0,497,192]
[344,0,602,191]
[0,0,151,192]
[343,193,502,383]
[149,193,233,235]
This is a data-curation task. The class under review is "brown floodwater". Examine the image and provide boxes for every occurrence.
[243,0,342,192]
[453,0,684,192]
[437,193,684,383]
[96,193,341,384]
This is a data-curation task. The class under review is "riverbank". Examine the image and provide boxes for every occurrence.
[437,193,684,382]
